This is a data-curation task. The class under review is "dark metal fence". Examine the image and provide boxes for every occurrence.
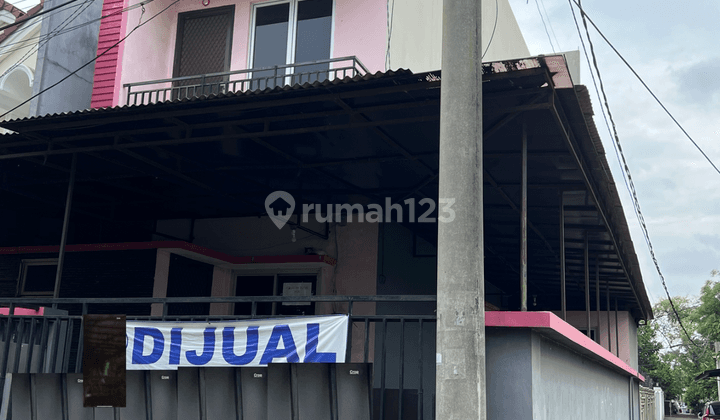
[0,295,436,420]
[124,56,370,106]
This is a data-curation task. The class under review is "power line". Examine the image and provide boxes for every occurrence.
[0,0,179,120]
[566,0,704,350]
[538,0,562,52]
[570,0,720,177]
[0,0,151,55]
[0,0,95,84]
[481,0,498,60]
[533,0,555,53]
[0,0,84,33]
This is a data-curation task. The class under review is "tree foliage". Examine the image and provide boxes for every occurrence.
[638,271,720,409]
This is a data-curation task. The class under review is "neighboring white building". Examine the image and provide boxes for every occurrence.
[0,1,42,124]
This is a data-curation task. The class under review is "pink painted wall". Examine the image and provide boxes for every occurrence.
[91,0,128,108]
[109,0,388,107]
[333,0,386,73]
[552,310,635,369]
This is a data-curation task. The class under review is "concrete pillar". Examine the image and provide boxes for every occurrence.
[435,0,485,419]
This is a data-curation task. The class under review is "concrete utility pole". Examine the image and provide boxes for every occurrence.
[436,0,485,419]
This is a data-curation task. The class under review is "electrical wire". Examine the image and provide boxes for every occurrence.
[385,0,395,71]
[0,0,152,55]
[566,0,704,350]
[0,0,95,85]
[0,0,83,33]
[481,0,498,60]
[533,0,555,53]
[569,0,720,177]
[0,0,179,120]
[538,0,562,51]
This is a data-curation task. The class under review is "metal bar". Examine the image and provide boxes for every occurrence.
[198,368,207,420]
[379,319,387,420]
[595,257,600,344]
[329,364,338,420]
[548,91,647,320]
[0,317,15,375]
[290,364,299,420]
[62,317,74,372]
[398,319,405,420]
[585,233,591,338]
[363,319,369,363]
[37,319,48,373]
[520,118,528,311]
[25,317,36,373]
[30,372,36,420]
[607,278,611,352]
[560,193,566,320]
[11,317,25,373]
[75,313,84,373]
[234,368,243,420]
[53,153,78,308]
[144,370,153,420]
[50,319,62,372]
[60,374,68,420]
[615,297,619,357]
[418,319,424,420]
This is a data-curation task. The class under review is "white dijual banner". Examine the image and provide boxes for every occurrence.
[126,315,349,370]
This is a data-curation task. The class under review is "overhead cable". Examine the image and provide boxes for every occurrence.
[0,0,179,120]
[566,0,703,350]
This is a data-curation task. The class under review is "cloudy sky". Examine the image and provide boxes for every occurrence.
[508,0,720,306]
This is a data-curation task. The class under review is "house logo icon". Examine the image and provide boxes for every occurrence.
[265,191,295,229]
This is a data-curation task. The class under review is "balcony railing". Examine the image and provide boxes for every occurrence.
[124,56,370,106]
[0,295,436,420]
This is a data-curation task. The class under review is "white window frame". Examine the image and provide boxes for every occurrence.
[233,268,321,315]
[247,0,336,76]
[18,258,59,296]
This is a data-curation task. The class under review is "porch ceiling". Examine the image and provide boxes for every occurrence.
[0,57,652,320]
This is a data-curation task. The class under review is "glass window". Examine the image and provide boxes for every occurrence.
[293,0,332,84]
[251,0,333,89]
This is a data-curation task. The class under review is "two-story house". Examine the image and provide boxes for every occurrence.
[0,0,652,419]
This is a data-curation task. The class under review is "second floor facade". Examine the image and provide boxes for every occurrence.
[91,0,530,108]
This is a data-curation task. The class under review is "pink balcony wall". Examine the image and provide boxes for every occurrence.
[90,0,388,108]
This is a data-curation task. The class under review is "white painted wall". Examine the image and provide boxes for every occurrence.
[0,19,41,126]
[387,0,530,73]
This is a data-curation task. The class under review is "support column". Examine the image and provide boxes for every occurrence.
[615,297,620,357]
[436,0,485,418]
[585,233,590,338]
[53,153,77,307]
[606,278,611,352]
[595,257,600,343]
[559,192,566,320]
[151,250,171,317]
[520,119,528,312]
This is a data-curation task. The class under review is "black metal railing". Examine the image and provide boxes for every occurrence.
[0,295,436,420]
[124,56,370,106]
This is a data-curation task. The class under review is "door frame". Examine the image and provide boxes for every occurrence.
[172,5,236,80]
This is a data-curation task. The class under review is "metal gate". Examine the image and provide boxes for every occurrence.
[3,363,371,420]
[639,385,656,420]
